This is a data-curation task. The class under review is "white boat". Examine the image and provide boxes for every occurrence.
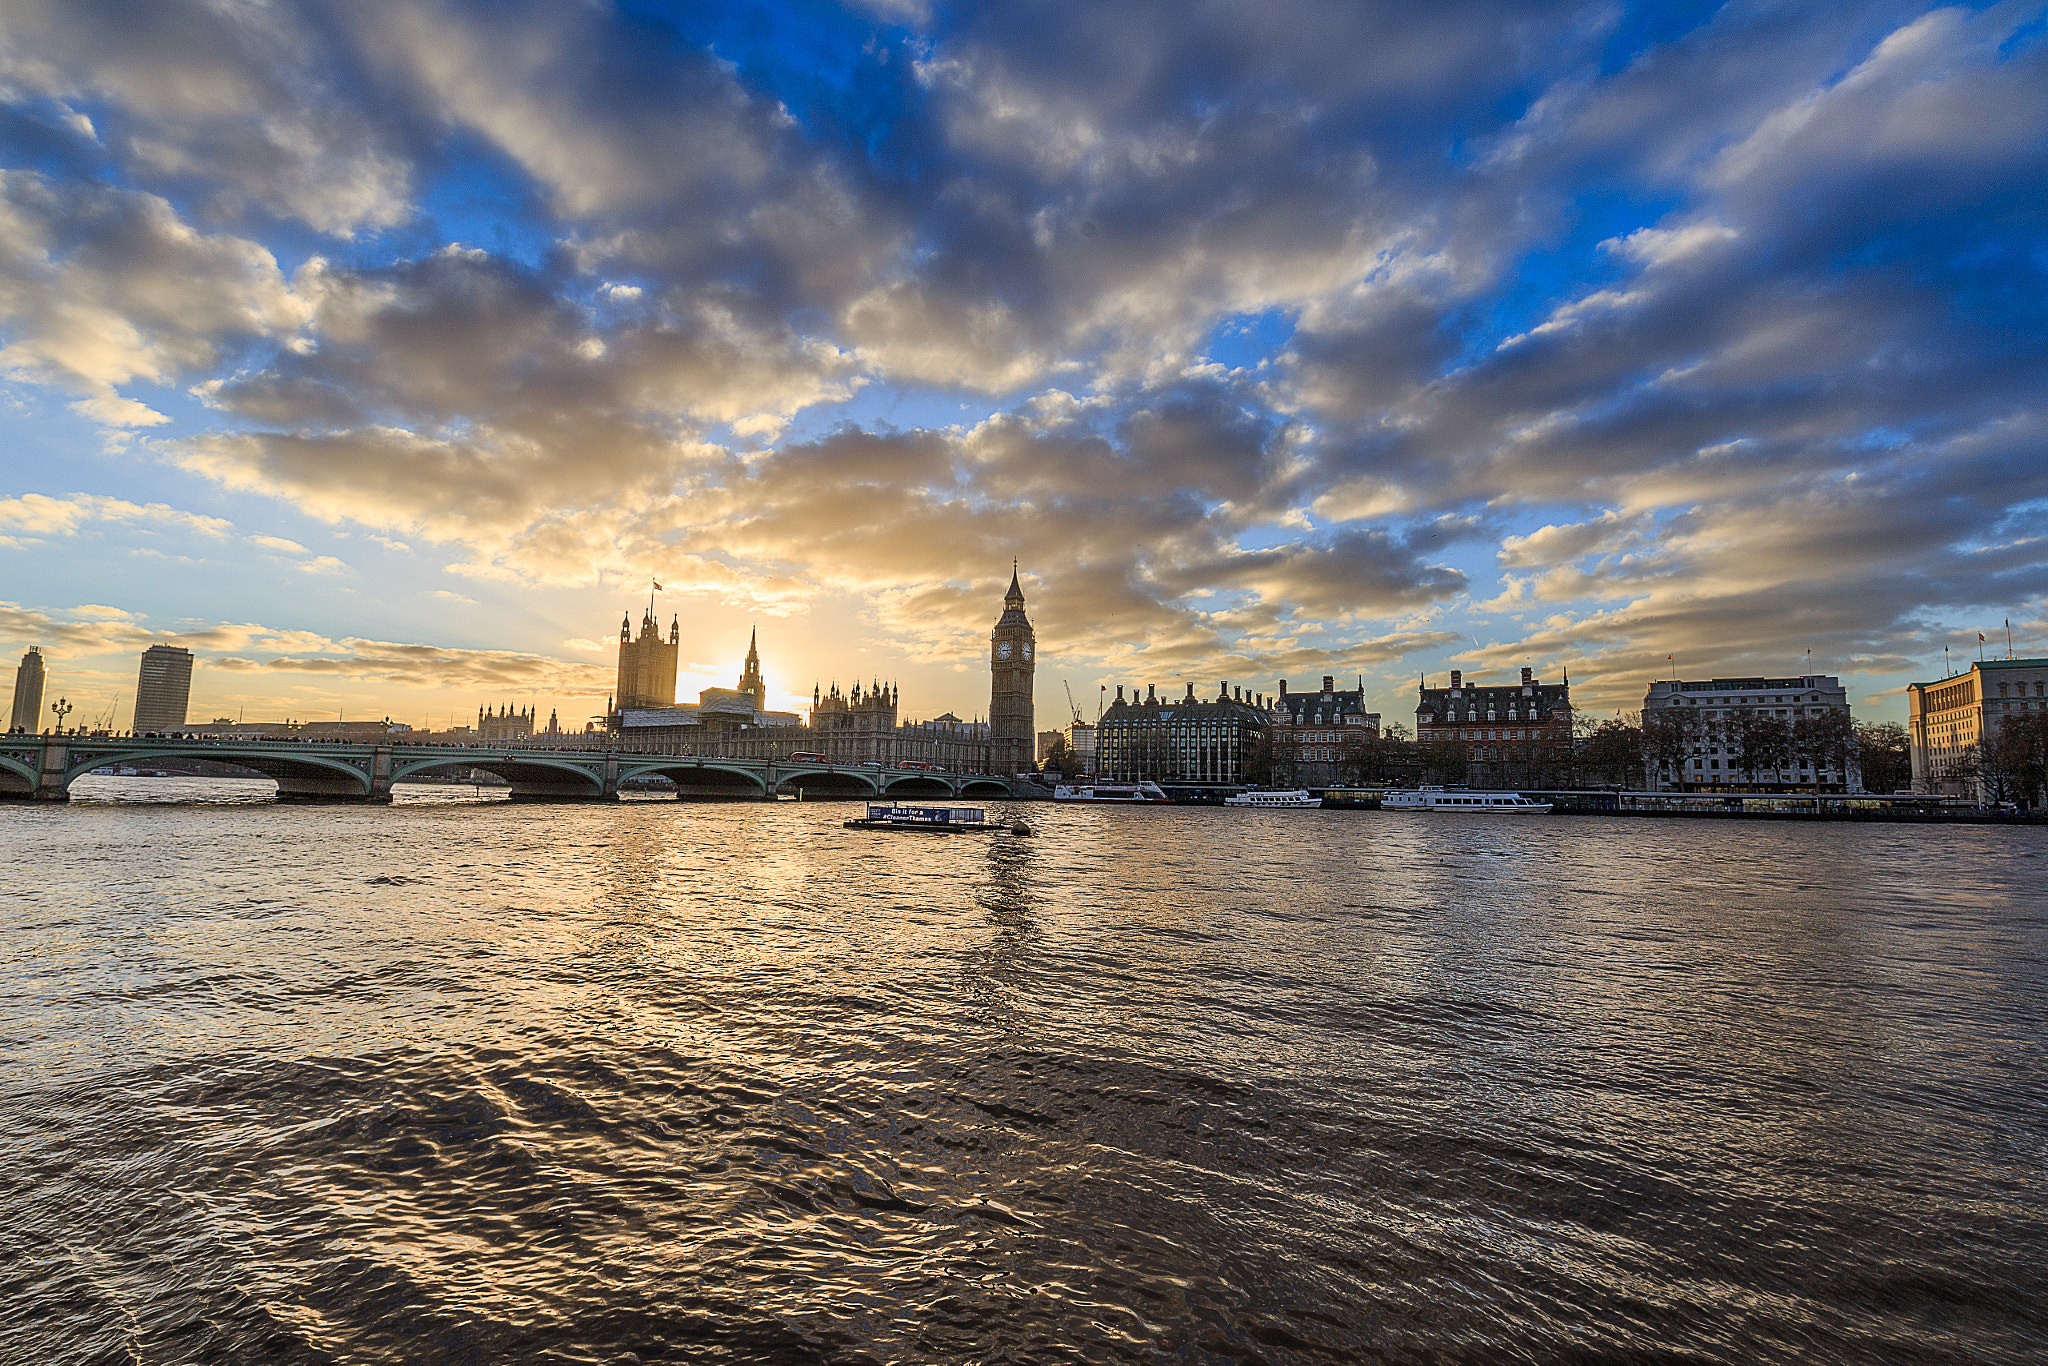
[1223,789,1322,808]
[1052,782,1172,804]
[1382,785,1552,813]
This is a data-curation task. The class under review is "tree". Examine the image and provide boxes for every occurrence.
[1855,721,1911,794]
[1579,715,1646,788]
[1988,711,2048,809]
[1791,709,1856,789]
[1420,738,1469,785]
[1642,705,1702,786]
[1041,734,1082,779]
[1243,726,1297,787]
[1725,709,1793,787]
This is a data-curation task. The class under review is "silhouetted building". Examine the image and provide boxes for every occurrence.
[477,705,535,744]
[133,645,193,732]
[1097,681,1269,786]
[990,566,1036,775]
[738,628,766,711]
[1415,667,1571,784]
[810,678,899,761]
[616,608,679,711]
[9,647,45,733]
[1271,676,1379,787]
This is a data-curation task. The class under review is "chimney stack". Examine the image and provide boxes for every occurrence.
[1279,679,1288,696]
[1521,666,1533,685]
[1450,670,1463,689]
[1322,675,1334,694]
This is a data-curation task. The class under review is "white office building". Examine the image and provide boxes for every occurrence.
[1643,674,1861,793]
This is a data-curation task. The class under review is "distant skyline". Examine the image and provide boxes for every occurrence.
[4,1,2044,731]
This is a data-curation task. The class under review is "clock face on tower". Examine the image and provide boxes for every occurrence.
[997,641,1012,659]
[1023,643,1032,659]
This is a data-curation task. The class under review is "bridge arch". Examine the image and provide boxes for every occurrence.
[882,774,956,796]
[64,745,373,799]
[0,750,37,795]
[394,752,609,801]
[617,759,769,799]
[775,767,881,798]
[958,778,1013,797]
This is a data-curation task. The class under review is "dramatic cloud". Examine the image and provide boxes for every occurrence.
[3,0,2044,710]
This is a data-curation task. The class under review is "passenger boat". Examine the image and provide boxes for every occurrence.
[1382,785,1553,813]
[1052,782,1172,803]
[1223,789,1322,808]
[843,804,1028,834]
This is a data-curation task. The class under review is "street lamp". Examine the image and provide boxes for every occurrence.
[50,697,72,734]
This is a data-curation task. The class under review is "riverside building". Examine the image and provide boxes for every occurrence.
[1095,681,1269,787]
[1271,676,1379,788]
[607,577,1027,773]
[9,647,45,733]
[1907,657,2048,799]
[133,645,194,732]
[1644,674,1860,793]
[989,566,1036,776]
[1414,667,1571,784]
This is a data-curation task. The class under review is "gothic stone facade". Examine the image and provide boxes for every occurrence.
[989,568,1036,776]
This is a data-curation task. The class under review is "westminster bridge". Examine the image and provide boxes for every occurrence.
[0,735,1026,804]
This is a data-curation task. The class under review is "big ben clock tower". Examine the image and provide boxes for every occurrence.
[989,562,1036,775]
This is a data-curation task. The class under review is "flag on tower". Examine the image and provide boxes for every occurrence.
[653,579,663,591]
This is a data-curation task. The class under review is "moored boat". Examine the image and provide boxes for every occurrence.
[1382,785,1553,813]
[1223,789,1322,808]
[844,803,1007,832]
[1052,782,1172,804]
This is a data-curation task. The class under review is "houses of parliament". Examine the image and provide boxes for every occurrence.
[603,570,1037,774]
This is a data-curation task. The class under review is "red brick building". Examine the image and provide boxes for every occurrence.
[1415,667,1573,784]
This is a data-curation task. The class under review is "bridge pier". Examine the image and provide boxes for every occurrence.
[26,738,70,801]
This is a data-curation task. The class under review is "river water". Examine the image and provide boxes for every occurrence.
[3,778,2044,1364]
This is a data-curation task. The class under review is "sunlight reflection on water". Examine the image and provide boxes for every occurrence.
[2,785,2043,1364]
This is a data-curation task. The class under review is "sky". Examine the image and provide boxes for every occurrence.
[3,0,2045,735]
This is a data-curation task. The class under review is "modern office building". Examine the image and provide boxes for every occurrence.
[8,647,46,733]
[1064,720,1096,776]
[133,645,194,732]
[1037,730,1065,766]
[1270,676,1379,787]
[1096,681,1269,786]
[1415,667,1572,785]
[1907,657,2048,798]
[1643,673,1859,793]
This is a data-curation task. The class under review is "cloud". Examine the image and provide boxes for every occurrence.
[0,491,232,540]
[0,171,308,413]
[0,598,612,694]
[2,0,2044,712]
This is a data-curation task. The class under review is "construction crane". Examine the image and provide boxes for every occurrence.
[1063,680,1084,725]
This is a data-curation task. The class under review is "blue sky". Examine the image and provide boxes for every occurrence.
[3,0,2045,733]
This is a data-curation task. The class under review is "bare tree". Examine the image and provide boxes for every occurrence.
[1855,721,1911,794]
[1791,709,1856,789]
[1580,715,1646,788]
[1642,706,1701,786]
[1725,709,1793,787]
[1989,711,2048,809]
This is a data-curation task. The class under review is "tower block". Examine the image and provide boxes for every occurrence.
[989,565,1036,775]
